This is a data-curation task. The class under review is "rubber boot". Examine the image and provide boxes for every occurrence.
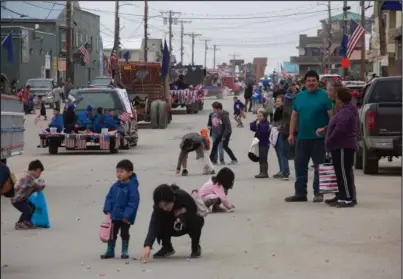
[121,239,129,259]
[255,164,269,178]
[100,239,116,259]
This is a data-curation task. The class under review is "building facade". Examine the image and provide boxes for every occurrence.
[0,1,101,87]
[290,12,372,77]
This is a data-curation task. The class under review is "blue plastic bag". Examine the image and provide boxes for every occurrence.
[28,191,50,228]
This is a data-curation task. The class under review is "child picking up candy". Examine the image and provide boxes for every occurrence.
[10,160,45,230]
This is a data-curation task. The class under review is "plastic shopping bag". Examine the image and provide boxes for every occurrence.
[28,190,50,228]
[191,190,209,217]
[269,126,279,147]
[100,214,112,243]
[248,137,260,162]
[319,163,339,194]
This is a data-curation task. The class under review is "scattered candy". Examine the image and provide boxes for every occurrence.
[131,257,137,260]
[116,268,120,272]
[80,262,84,266]
[86,266,91,269]
[99,274,106,277]
[125,260,130,265]
[2,264,8,268]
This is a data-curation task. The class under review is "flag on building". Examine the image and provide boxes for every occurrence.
[161,40,169,79]
[280,65,288,78]
[1,33,14,63]
[79,44,90,65]
[339,33,348,57]
[347,20,366,58]
[109,40,118,78]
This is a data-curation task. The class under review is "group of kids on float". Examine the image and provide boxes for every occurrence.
[0,79,296,263]
[41,104,121,135]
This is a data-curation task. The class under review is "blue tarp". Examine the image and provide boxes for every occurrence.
[28,191,50,228]
[381,1,402,11]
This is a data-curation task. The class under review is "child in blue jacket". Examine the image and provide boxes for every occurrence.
[251,88,263,114]
[233,96,245,128]
[249,110,270,178]
[101,159,140,260]
[48,108,64,133]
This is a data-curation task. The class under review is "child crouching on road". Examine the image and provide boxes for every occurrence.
[101,159,140,259]
[233,96,245,128]
[11,160,45,230]
[198,167,235,213]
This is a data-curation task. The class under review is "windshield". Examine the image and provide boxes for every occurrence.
[369,79,402,103]
[73,90,123,112]
[26,79,53,89]
[90,78,111,86]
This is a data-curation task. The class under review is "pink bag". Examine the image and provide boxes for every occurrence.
[100,214,112,243]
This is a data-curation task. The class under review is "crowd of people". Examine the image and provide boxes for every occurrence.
[0,69,360,266]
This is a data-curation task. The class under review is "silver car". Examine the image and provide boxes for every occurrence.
[26,78,56,108]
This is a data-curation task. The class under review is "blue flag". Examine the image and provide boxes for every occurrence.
[2,33,14,63]
[339,33,348,57]
[123,50,130,62]
[381,1,402,11]
[161,40,169,79]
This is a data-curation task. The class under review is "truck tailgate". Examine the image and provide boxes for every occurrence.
[376,102,402,135]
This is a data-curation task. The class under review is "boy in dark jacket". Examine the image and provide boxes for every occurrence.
[101,160,140,259]
[249,110,270,178]
[233,96,245,128]
[140,184,204,262]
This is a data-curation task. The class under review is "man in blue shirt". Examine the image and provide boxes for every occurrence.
[285,70,333,202]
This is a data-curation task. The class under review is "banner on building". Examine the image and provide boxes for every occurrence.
[21,29,30,63]
[58,58,66,72]
[52,56,58,80]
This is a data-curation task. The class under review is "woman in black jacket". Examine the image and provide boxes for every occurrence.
[63,104,77,133]
[244,83,253,112]
[140,184,204,262]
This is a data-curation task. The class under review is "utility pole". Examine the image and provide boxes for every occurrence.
[179,20,191,65]
[327,0,332,73]
[342,0,350,78]
[229,53,240,76]
[378,1,388,77]
[161,11,181,58]
[113,0,120,81]
[203,39,211,68]
[65,0,73,83]
[360,0,366,80]
[213,44,219,70]
[144,0,148,62]
[185,32,202,65]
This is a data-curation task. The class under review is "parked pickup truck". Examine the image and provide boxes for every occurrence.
[355,76,402,174]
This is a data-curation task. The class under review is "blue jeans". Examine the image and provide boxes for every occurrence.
[274,134,290,175]
[294,139,326,196]
[210,133,224,163]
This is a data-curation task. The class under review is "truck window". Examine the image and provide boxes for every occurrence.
[368,79,402,103]
[74,91,122,112]
[26,79,53,89]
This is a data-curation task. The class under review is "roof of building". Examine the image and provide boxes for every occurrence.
[0,1,80,21]
[322,11,371,22]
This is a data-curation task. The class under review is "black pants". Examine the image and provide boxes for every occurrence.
[210,134,237,162]
[158,214,204,249]
[244,98,252,111]
[259,145,269,168]
[111,220,131,241]
[331,148,357,201]
[12,200,35,223]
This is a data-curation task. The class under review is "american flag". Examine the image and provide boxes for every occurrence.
[280,65,288,78]
[79,45,90,65]
[119,112,131,122]
[347,20,366,58]
[76,135,87,149]
[99,134,110,150]
[319,163,339,194]
[65,135,76,149]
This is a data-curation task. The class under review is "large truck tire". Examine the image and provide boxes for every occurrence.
[49,144,58,154]
[157,100,168,129]
[186,105,192,114]
[198,101,204,111]
[363,145,379,174]
[150,100,159,129]
[192,103,199,114]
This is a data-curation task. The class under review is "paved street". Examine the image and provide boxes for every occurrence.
[1,97,401,279]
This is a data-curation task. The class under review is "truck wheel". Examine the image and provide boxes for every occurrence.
[354,147,363,169]
[131,123,138,146]
[192,103,199,114]
[157,101,168,129]
[150,100,159,129]
[109,137,119,153]
[363,146,379,174]
[168,111,172,124]
[49,144,58,154]
[186,106,192,114]
[198,101,204,111]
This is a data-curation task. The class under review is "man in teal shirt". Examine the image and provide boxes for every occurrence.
[285,70,333,202]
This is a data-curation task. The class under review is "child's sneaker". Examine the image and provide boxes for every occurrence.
[280,174,290,181]
[100,239,116,259]
[181,169,188,176]
[153,246,175,259]
[211,205,227,213]
[273,172,282,179]
[15,222,29,230]
[220,161,226,165]
[228,160,238,165]
[190,245,202,258]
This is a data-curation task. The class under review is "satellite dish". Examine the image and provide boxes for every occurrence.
[298,48,305,56]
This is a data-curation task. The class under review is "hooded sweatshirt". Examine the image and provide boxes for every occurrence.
[143,188,198,248]
[325,103,358,152]
[50,113,64,133]
[103,174,140,225]
[176,133,208,170]
[77,111,93,129]
[219,110,232,139]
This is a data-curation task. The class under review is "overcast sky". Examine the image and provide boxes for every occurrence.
[79,1,367,72]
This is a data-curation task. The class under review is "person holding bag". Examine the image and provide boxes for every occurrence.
[317,87,358,207]
[249,109,270,178]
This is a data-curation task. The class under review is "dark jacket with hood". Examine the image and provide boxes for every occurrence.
[177,133,208,170]
[244,84,253,99]
[249,120,270,147]
[219,110,232,139]
[103,174,140,225]
[144,187,198,248]
[325,103,358,152]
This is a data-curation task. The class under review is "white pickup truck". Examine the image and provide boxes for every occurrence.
[1,94,25,164]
